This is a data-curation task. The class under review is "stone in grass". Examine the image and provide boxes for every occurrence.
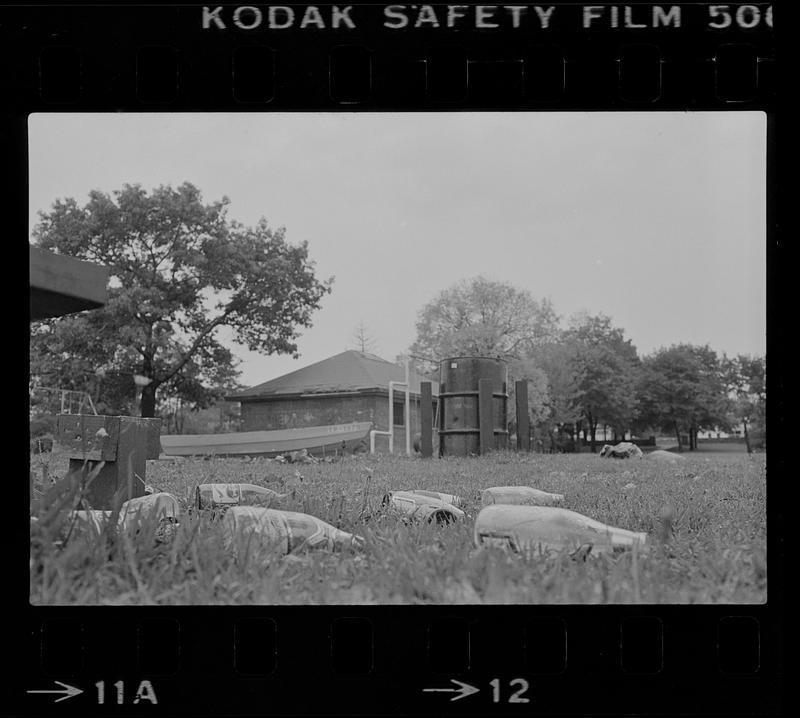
[599,442,643,459]
[647,449,686,464]
[287,448,317,464]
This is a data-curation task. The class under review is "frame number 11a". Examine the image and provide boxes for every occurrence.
[95,680,158,705]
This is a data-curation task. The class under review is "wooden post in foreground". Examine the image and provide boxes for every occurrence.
[56,415,162,509]
[420,381,433,458]
[478,378,494,455]
[515,379,530,452]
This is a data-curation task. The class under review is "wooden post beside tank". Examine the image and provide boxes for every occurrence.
[420,381,433,458]
[478,378,494,455]
[515,379,530,452]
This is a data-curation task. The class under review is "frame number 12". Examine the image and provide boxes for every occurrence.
[489,678,530,704]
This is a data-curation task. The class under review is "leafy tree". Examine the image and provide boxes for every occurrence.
[637,344,729,451]
[565,311,639,363]
[572,345,639,451]
[409,276,559,374]
[29,321,135,415]
[506,356,551,444]
[30,182,332,417]
[723,354,766,452]
[688,345,732,448]
[525,341,584,452]
[562,313,641,452]
[161,394,241,435]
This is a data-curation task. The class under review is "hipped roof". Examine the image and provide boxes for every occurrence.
[227,350,439,401]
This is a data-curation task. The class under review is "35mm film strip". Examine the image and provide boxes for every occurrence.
[24,609,779,714]
[10,2,781,716]
[3,3,776,108]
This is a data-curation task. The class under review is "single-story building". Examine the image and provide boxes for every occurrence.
[226,350,439,452]
[697,425,747,440]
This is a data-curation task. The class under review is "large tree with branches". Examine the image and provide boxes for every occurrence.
[562,312,641,452]
[408,276,559,372]
[637,344,729,451]
[30,182,332,417]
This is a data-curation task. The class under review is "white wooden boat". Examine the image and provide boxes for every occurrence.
[159,422,373,457]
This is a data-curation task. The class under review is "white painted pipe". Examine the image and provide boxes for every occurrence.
[388,380,409,454]
[387,358,412,455]
[405,358,411,456]
[370,429,391,454]
[388,381,396,453]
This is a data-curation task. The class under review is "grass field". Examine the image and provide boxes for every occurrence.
[29,447,767,605]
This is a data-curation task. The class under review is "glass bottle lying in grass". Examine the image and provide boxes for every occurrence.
[196,483,288,512]
[69,492,180,533]
[480,486,564,507]
[398,489,466,508]
[382,491,466,524]
[474,505,647,556]
[222,506,364,554]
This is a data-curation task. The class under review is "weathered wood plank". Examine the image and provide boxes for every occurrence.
[478,378,494,455]
[56,415,162,460]
[420,382,433,458]
[56,415,162,509]
[515,380,530,452]
[56,414,120,461]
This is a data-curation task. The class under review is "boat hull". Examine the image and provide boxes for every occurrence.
[159,422,373,457]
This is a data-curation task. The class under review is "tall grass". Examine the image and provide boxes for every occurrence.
[30,449,767,605]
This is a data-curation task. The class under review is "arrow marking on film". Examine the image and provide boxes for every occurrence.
[423,678,480,701]
[27,681,83,703]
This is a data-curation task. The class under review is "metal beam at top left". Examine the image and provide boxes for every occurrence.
[29,245,109,321]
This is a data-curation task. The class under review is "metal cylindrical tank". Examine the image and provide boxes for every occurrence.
[438,357,508,456]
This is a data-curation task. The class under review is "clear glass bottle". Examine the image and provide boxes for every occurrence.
[382,491,466,524]
[474,505,647,555]
[69,492,180,532]
[196,483,286,512]
[222,506,363,553]
[401,489,466,508]
[481,486,564,507]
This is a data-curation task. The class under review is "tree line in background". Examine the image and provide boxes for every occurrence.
[29,183,765,453]
[408,277,766,453]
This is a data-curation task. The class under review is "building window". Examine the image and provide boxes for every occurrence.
[393,401,404,426]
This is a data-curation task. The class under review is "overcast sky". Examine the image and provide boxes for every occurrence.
[29,112,766,387]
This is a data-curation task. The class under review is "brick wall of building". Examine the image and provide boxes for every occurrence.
[240,394,376,431]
